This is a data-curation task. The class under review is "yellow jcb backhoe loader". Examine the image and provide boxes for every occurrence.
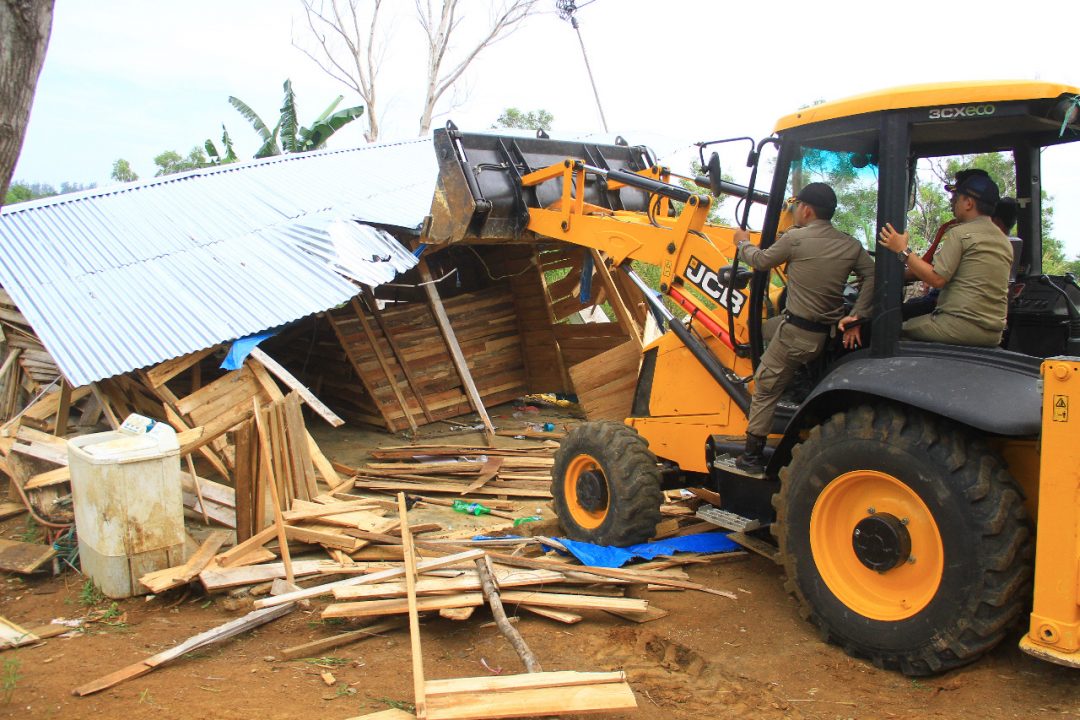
[423,80,1080,675]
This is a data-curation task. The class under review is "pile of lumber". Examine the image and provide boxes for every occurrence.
[73,488,746,717]
[345,443,559,500]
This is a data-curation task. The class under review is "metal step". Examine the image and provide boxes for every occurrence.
[696,505,762,533]
[711,453,765,479]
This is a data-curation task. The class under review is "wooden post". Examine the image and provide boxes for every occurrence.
[351,298,419,433]
[363,288,436,423]
[53,379,72,436]
[397,492,427,720]
[252,400,294,586]
[416,257,496,446]
[590,250,643,350]
[248,347,344,427]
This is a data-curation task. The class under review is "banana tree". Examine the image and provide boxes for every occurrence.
[224,80,365,159]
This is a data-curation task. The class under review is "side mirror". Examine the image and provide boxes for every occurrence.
[693,152,724,197]
[718,264,753,291]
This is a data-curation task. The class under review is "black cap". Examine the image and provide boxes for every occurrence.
[796,182,837,213]
[944,168,990,193]
[952,173,1000,206]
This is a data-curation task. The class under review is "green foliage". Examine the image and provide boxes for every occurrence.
[205,125,238,166]
[153,147,210,177]
[227,79,364,159]
[2,655,20,703]
[13,518,40,544]
[4,180,94,205]
[78,579,105,607]
[494,107,554,131]
[376,697,416,713]
[4,182,54,204]
[110,158,139,183]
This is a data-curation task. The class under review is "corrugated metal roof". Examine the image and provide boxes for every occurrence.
[0,139,437,387]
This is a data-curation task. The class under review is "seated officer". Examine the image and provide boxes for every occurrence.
[879,172,1013,347]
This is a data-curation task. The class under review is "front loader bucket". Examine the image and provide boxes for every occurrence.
[426,124,657,244]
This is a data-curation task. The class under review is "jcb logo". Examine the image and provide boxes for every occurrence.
[928,104,996,120]
[684,256,746,315]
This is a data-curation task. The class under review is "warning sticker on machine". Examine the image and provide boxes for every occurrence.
[1053,395,1068,422]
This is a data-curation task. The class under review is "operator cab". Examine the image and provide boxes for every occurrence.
[742,81,1080,371]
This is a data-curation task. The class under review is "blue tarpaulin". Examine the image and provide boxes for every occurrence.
[220,328,283,370]
[549,533,740,568]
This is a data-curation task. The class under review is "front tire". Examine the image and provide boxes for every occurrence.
[551,421,663,546]
[774,405,1032,675]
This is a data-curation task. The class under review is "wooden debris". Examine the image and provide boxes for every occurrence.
[0,538,56,574]
[72,598,296,696]
[139,530,230,594]
[280,618,405,660]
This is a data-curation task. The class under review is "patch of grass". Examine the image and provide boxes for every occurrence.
[2,655,21,703]
[78,579,105,607]
[13,518,41,544]
[302,656,350,667]
[376,697,415,713]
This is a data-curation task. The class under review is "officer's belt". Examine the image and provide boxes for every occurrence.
[783,312,831,333]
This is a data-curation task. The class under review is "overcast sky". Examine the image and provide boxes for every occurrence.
[13,0,1080,252]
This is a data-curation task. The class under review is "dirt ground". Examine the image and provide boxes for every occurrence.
[1,405,1078,720]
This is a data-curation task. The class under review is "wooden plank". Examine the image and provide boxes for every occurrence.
[398,492,427,720]
[326,311,399,433]
[568,340,641,422]
[365,287,435,423]
[498,591,647,614]
[306,431,344,490]
[345,710,416,720]
[71,600,295,696]
[590,249,642,349]
[139,530,230,594]
[214,525,276,568]
[425,670,627,696]
[11,441,67,467]
[233,419,256,542]
[323,593,485,620]
[248,348,344,427]
[144,347,217,388]
[352,298,419,433]
[0,503,27,521]
[0,538,56,573]
[23,465,70,490]
[333,569,564,600]
[424,681,637,720]
[252,402,294,584]
[518,605,583,624]
[199,559,326,592]
[417,258,495,446]
[253,549,486,609]
[280,618,405,660]
[285,393,319,499]
[283,524,364,552]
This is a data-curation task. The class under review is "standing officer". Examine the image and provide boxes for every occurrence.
[732,182,875,473]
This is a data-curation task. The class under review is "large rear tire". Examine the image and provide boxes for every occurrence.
[774,405,1032,675]
[551,421,663,546]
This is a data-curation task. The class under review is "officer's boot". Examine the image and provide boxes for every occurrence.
[735,433,766,474]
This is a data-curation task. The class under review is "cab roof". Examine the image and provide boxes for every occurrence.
[774,80,1080,132]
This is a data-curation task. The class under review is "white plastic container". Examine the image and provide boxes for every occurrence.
[68,414,186,599]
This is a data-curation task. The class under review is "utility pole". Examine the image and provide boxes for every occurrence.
[556,1,609,133]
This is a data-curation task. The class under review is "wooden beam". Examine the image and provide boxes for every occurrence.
[398,492,427,720]
[248,347,344,427]
[351,298,419,433]
[253,401,294,586]
[416,257,496,446]
[363,288,435,423]
[589,250,642,349]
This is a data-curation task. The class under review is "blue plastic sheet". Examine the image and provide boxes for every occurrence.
[220,329,281,371]
[550,533,740,569]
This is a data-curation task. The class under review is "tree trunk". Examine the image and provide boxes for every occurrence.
[0,0,54,206]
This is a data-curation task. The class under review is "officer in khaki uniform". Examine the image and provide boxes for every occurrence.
[879,172,1013,347]
[732,183,875,472]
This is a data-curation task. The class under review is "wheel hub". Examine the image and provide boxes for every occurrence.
[575,469,608,512]
[852,513,912,572]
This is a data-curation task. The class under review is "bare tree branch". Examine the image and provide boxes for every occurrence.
[295,0,384,142]
[416,0,539,137]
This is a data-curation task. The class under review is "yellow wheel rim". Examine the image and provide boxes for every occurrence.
[564,454,609,529]
[810,470,944,621]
